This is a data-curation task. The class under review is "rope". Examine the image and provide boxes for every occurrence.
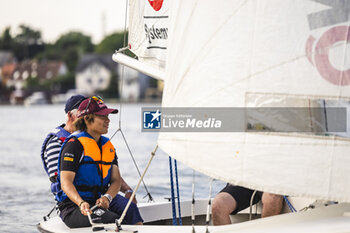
[120,129,153,201]
[117,0,129,130]
[109,0,153,202]
[174,159,182,225]
[43,204,56,221]
[110,128,153,202]
[249,190,257,220]
[117,145,158,229]
[205,178,213,233]
[169,156,177,225]
[191,170,196,233]
[284,196,297,212]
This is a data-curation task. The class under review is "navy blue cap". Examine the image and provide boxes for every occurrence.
[64,94,86,113]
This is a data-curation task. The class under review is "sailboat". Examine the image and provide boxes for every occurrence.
[38,0,350,232]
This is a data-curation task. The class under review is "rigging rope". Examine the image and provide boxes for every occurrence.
[205,178,213,233]
[191,169,196,233]
[109,0,153,202]
[169,157,183,225]
[174,159,183,225]
[120,129,153,201]
[249,190,257,220]
[43,204,56,221]
[168,157,183,225]
[117,145,158,230]
[284,196,297,212]
[117,0,129,130]
[169,156,178,225]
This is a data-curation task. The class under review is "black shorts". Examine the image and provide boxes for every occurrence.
[58,200,119,228]
[219,184,262,215]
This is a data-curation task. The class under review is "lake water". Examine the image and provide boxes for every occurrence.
[0,103,224,232]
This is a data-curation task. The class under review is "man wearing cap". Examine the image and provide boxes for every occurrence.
[41,94,86,195]
[41,95,137,200]
[56,96,143,228]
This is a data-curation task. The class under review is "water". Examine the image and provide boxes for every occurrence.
[0,103,224,232]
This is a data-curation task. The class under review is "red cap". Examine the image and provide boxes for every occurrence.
[77,97,118,117]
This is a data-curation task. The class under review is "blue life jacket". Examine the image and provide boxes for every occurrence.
[56,131,116,203]
[41,124,70,194]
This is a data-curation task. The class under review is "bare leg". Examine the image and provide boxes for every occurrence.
[212,192,237,225]
[261,193,283,217]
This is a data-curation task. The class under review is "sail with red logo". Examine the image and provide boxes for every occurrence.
[113,0,168,80]
[155,0,350,203]
[113,0,350,202]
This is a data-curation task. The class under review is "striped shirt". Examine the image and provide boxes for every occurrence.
[44,135,63,179]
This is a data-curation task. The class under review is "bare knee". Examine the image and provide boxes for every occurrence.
[262,193,283,206]
[212,193,235,214]
[212,193,236,225]
[261,193,283,217]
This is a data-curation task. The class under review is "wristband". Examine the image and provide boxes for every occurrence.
[103,193,112,203]
[126,189,133,194]
[79,200,86,208]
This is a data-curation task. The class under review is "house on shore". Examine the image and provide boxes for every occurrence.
[4,60,67,104]
[75,54,118,96]
[6,60,67,90]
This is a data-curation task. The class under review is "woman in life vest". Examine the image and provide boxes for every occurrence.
[56,96,143,228]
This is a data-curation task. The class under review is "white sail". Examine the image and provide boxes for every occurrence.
[157,0,350,202]
[127,0,169,78]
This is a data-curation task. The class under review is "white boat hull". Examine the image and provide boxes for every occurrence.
[37,199,350,233]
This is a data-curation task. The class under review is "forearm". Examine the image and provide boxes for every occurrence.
[106,179,121,198]
[120,177,133,193]
[106,165,121,198]
[119,175,137,203]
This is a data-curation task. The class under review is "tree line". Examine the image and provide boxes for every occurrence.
[0,25,128,100]
[0,24,127,72]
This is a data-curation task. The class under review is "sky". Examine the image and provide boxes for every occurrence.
[1,0,128,44]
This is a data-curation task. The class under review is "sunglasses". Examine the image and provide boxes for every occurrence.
[82,95,104,116]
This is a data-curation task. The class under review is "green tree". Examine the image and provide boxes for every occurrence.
[95,32,127,54]
[54,31,94,72]
[46,72,76,93]
[24,76,42,92]
[55,31,94,53]
[35,43,60,60]
[15,25,42,45]
[25,72,75,94]
[13,24,44,61]
[0,27,13,50]
[63,47,79,72]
